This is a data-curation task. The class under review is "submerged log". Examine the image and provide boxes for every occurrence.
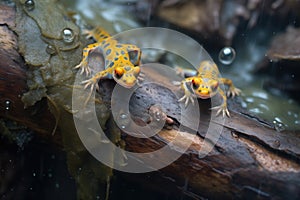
[0,4,299,200]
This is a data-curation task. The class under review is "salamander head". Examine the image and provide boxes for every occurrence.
[191,77,219,99]
[113,65,141,88]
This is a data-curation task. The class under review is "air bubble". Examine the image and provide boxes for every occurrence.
[218,47,236,65]
[46,45,56,55]
[120,113,128,119]
[62,28,74,43]
[5,100,11,110]
[24,0,35,11]
[273,118,285,132]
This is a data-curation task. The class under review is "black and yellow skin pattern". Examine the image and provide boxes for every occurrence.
[179,60,241,117]
[75,27,142,91]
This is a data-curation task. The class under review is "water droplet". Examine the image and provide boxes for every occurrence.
[231,131,238,138]
[245,97,254,103]
[154,111,162,122]
[120,113,128,119]
[273,119,285,132]
[62,28,74,43]
[218,47,236,65]
[46,45,56,55]
[55,183,60,189]
[117,113,130,129]
[249,108,262,114]
[5,100,11,110]
[272,140,280,148]
[32,172,36,177]
[241,101,247,108]
[24,0,35,11]
[274,117,282,123]
[48,173,52,178]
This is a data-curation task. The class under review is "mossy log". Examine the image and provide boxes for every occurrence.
[0,5,60,143]
[0,4,299,200]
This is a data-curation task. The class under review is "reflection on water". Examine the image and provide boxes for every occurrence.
[62,0,140,34]
[241,82,300,131]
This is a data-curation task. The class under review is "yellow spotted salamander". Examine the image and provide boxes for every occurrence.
[75,27,142,93]
[178,60,241,117]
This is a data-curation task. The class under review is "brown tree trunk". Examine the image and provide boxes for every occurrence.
[0,4,299,200]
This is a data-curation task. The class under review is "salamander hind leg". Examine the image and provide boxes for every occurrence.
[174,66,198,78]
[83,27,111,43]
[81,69,110,104]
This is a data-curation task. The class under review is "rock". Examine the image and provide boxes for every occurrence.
[134,0,300,46]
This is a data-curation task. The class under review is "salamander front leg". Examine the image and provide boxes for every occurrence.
[178,80,196,107]
[210,88,230,117]
[220,78,241,97]
[75,43,99,76]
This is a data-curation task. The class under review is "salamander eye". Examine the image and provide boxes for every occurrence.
[128,50,141,65]
[114,67,124,79]
[191,78,199,89]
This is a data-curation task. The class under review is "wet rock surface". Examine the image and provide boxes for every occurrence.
[267,27,300,60]
[134,0,300,46]
[257,27,300,101]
